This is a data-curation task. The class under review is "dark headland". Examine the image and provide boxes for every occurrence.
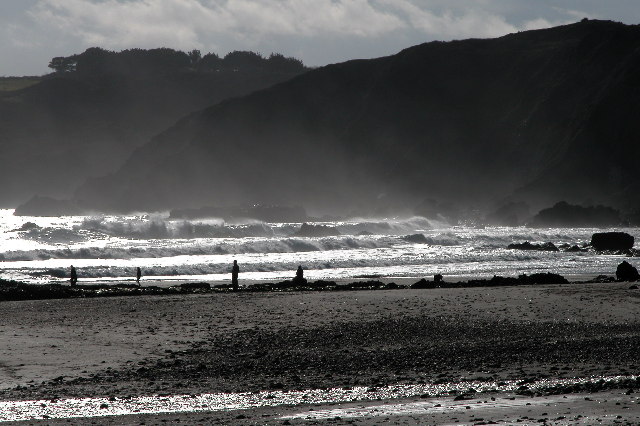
[61,19,640,220]
[0,49,307,207]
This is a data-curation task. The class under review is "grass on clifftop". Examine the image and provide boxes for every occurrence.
[0,77,42,92]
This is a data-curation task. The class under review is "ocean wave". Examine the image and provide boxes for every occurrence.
[423,232,462,246]
[0,235,402,262]
[15,247,576,281]
[76,216,278,239]
[335,216,434,235]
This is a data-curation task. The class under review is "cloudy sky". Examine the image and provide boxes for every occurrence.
[1,0,639,76]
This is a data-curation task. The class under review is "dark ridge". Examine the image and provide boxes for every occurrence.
[71,20,640,216]
[0,47,308,208]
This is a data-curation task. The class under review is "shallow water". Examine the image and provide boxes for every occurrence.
[0,375,635,422]
[0,209,635,285]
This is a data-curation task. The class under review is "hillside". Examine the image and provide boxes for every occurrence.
[73,20,640,215]
[0,48,307,207]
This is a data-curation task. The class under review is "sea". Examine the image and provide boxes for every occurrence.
[0,209,636,286]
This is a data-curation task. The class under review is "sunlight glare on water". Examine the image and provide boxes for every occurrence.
[0,209,636,284]
[0,375,635,422]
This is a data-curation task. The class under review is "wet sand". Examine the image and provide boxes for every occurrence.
[0,281,639,424]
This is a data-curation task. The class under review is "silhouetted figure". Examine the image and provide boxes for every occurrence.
[293,265,307,285]
[70,265,77,286]
[136,267,142,285]
[434,274,443,284]
[231,260,239,291]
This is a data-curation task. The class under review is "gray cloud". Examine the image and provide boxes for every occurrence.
[2,0,639,75]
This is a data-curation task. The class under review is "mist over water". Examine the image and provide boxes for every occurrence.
[0,209,635,285]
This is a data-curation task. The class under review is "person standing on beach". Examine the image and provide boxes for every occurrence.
[231,260,239,291]
[296,265,304,281]
[136,267,142,285]
[293,265,307,285]
[70,265,77,286]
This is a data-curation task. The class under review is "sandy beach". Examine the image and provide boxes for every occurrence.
[0,280,639,424]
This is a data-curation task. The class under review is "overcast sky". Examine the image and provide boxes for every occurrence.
[1,0,639,76]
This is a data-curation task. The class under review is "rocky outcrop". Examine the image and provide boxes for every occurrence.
[590,232,634,251]
[507,242,559,252]
[530,201,621,227]
[616,261,640,282]
[410,278,436,289]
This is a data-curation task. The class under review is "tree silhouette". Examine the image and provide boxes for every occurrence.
[198,53,222,71]
[48,56,77,73]
[188,49,202,66]
[223,51,264,70]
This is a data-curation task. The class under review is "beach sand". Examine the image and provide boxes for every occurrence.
[0,281,639,424]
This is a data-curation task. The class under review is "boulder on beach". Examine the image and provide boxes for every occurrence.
[616,261,640,282]
[591,232,634,251]
[411,278,436,289]
[507,241,559,252]
[518,272,569,284]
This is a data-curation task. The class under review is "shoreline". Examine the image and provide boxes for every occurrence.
[0,271,631,303]
[1,282,639,423]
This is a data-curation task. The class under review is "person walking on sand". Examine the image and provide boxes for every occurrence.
[70,265,77,286]
[136,267,142,285]
[231,260,239,291]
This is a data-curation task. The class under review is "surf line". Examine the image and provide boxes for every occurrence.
[0,375,636,422]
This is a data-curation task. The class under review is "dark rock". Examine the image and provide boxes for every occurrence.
[587,275,616,283]
[507,241,559,252]
[518,273,569,284]
[591,232,634,251]
[403,233,429,243]
[616,261,640,282]
[177,282,211,290]
[411,278,436,289]
[530,201,621,227]
[16,222,40,231]
[344,280,386,290]
[629,285,638,289]
[294,223,340,237]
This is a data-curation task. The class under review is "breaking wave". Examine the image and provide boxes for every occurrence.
[0,235,401,262]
